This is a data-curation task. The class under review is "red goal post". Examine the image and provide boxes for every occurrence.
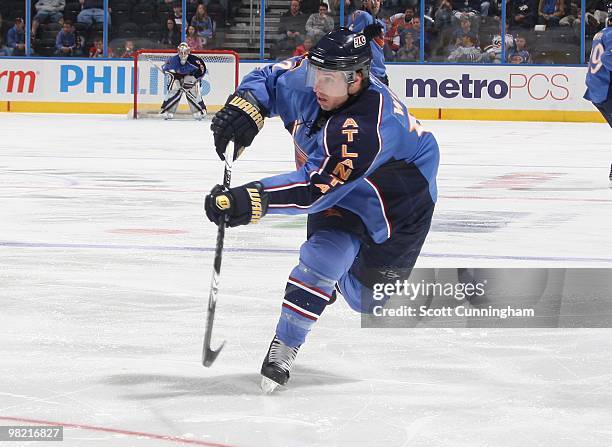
[132,49,240,119]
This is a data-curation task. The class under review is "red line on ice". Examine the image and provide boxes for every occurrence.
[0,416,236,447]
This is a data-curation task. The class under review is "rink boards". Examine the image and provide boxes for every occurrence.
[0,57,606,123]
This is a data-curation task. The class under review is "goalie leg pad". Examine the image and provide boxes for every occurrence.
[160,87,182,114]
[184,84,207,115]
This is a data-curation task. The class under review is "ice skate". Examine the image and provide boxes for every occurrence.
[260,336,300,393]
[162,112,174,120]
[193,111,204,121]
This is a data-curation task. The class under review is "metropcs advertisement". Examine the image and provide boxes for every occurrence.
[0,57,599,117]
[387,64,593,111]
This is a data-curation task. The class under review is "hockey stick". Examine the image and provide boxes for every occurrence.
[202,142,240,367]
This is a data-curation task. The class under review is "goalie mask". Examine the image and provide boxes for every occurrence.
[306,28,371,98]
[178,42,190,64]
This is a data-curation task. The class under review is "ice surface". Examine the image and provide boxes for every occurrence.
[0,114,611,446]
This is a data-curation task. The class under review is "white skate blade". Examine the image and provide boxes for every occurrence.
[260,376,281,394]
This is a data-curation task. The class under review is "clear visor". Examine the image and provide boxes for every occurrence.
[306,64,353,98]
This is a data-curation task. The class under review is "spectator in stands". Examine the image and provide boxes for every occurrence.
[586,0,610,26]
[172,3,184,29]
[32,0,65,38]
[507,35,532,62]
[480,0,491,17]
[191,4,214,43]
[293,35,314,56]
[447,34,485,61]
[74,28,86,55]
[559,0,580,30]
[509,0,537,29]
[389,6,416,42]
[581,0,609,38]
[403,16,422,47]
[452,17,478,46]
[6,18,26,56]
[382,15,400,54]
[305,3,334,41]
[273,0,305,58]
[160,18,181,48]
[538,0,565,26]
[77,0,111,27]
[119,39,136,58]
[434,0,453,29]
[55,20,77,56]
[186,24,204,49]
[396,31,419,61]
[451,0,479,23]
[281,0,305,40]
[89,37,106,57]
[482,22,515,62]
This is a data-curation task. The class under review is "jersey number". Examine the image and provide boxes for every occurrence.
[589,43,605,74]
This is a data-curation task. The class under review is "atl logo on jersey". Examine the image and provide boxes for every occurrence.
[314,117,360,195]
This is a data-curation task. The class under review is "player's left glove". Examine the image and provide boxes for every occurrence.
[182,75,198,90]
[211,91,266,161]
[363,22,384,41]
[204,182,269,227]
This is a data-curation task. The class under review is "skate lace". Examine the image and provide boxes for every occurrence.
[268,337,299,373]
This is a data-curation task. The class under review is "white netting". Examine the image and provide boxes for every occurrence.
[133,50,238,118]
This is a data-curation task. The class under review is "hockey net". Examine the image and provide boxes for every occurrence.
[132,49,239,119]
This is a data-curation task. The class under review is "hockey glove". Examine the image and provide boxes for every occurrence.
[182,75,198,90]
[204,181,269,227]
[363,23,384,41]
[210,91,266,160]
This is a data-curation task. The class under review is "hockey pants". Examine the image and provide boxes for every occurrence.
[275,206,434,347]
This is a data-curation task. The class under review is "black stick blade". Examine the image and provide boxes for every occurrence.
[203,340,226,367]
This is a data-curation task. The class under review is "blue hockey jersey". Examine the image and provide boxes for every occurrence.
[585,26,612,104]
[162,54,206,78]
[347,10,387,80]
[239,57,439,244]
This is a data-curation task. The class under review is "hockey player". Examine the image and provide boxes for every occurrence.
[584,3,612,184]
[347,0,388,85]
[160,42,207,120]
[205,28,440,392]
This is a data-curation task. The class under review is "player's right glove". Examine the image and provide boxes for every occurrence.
[211,91,266,160]
[204,182,269,227]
